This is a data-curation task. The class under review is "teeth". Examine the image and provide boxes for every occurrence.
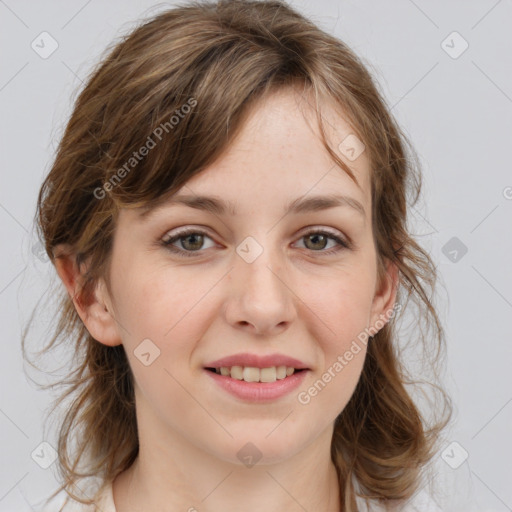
[231,366,244,380]
[214,365,297,383]
[243,367,260,382]
[276,366,287,379]
[259,367,276,382]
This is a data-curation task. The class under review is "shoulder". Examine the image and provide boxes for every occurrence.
[355,454,479,512]
[39,480,116,512]
[356,489,444,512]
[356,490,443,512]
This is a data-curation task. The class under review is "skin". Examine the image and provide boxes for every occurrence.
[56,86,398,512]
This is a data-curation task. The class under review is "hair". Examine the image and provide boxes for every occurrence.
[24,0,452,510]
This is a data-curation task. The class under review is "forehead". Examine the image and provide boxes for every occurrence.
[186,88,369,194]
[138,86,372,221]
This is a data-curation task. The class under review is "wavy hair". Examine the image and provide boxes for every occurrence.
[24,1,452,510]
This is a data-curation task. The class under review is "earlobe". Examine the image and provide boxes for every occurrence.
[53,246,122,347]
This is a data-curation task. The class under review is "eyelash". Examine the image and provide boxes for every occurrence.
[160,227,351,258]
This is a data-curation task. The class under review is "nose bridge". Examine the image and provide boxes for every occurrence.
[236,233,286,298]
[225,232,295,333]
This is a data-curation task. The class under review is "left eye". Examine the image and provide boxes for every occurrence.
[294,231,349,253]
[161,228,350,257]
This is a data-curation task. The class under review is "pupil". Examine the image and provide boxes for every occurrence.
[183,233,203,250]
[307,234,327,250]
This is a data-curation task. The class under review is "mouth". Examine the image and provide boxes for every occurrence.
[204,365,309,402]
[204,366,307,383]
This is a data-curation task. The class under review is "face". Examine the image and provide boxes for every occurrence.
[91,87,396,465]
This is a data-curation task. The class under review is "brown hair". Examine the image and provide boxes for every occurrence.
[25,0,452,510]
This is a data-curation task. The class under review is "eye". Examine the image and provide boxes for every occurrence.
[160,227,351,258]
[293,228,351,255]
[161,228,216,257]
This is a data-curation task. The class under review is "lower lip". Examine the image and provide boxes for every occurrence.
[204,369,309,402]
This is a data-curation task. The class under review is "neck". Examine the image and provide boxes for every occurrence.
[113,410,341,512]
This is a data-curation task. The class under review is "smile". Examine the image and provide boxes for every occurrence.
[204,367,309,402]
[205,365,303,383]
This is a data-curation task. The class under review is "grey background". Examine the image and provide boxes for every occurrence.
[1,0,511,510]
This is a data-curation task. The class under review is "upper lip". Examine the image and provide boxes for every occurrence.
[204,353,310,370]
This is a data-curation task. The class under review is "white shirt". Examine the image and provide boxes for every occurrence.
[41,481,115,512]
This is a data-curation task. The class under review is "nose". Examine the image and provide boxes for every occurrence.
[223,243,297,336]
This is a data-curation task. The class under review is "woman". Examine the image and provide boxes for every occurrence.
[28,1,455,510]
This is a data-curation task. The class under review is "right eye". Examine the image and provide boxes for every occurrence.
[161,228,217,257]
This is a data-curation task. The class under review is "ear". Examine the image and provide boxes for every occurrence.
[368,257,400,333]
[53,245,122,347]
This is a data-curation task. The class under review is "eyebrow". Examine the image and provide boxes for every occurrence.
[140,193,366,220]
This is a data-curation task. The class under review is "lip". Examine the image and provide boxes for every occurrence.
[204,367,309,402]
[204,353,310,370]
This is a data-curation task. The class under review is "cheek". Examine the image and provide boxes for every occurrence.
[112,265,221,399]
[112,263,209,340]
[317,347,367,419]
[114,269,210,405]
[298,271,372,405]
[301,300,368,419]
[302,268,374,345]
